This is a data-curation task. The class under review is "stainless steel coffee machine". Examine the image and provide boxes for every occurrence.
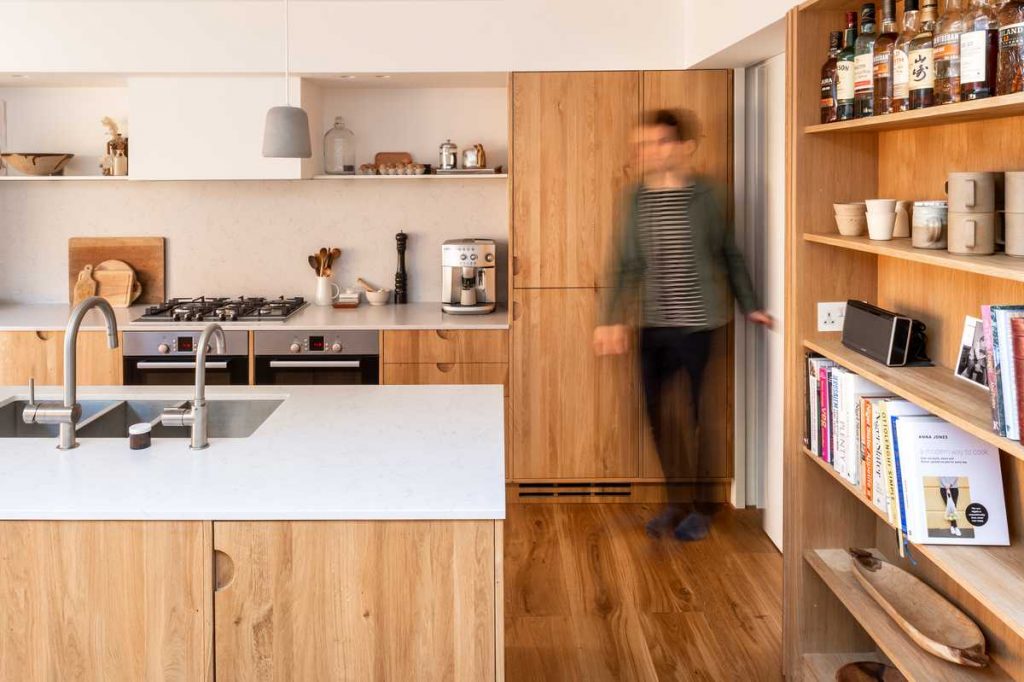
[442,239,497,315]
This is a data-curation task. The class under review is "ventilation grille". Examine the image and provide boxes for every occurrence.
[516,482,633,499]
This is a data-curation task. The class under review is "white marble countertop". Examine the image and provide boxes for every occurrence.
[0,302,509,332]
[0,384,505,521]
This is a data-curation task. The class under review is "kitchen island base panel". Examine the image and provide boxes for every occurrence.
[214,520,503,682]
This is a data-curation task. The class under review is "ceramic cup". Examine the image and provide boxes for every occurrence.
[865,199,898,214]
[894,200,913,238]
[947,211,996,255]
[946,171,997,213]
[1006,213,1024,257]
[867,211,897,240]
[314,277,341,306]
[833,202,867,216]
[912,201,948,249]
[834,213,867,236]
[1006,172,1024,214]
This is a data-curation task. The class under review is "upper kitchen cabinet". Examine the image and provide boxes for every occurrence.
[128,77,305,181]
[512,72,640,289]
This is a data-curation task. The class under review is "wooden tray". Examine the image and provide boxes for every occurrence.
[68,237,164,304]
[850,549,989,668]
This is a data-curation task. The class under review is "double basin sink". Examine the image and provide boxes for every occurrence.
[0,398,283,440]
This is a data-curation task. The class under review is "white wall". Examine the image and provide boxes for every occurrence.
[683,0,798,68]
[0,179,508,304]
[0,0,687,74]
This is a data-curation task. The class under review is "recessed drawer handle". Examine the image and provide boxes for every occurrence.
[434,330,452,341]
[214,550,235,592]
[34,331,52,342]
[436,363,455,373]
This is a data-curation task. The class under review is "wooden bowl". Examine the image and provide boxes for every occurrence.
[836,661,907,681]
[2,153,74,176]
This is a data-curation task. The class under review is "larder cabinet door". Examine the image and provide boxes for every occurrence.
[511,289,639,479]
[512,71,640,288]
[0,331,123,386]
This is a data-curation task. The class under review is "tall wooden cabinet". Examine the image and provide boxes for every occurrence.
[510,70,735,488]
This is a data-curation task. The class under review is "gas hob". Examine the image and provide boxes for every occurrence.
[134,296,306,323]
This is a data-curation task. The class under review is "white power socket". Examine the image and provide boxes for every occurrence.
[818,302,847,332]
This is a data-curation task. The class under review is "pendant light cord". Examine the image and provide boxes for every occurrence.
[284,0,290,105]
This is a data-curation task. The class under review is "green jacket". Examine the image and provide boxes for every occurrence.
[603,178,759,330]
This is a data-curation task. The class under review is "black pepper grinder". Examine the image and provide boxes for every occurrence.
[394,230,408,304]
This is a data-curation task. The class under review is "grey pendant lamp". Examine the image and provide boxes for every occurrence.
[262,0,311,158]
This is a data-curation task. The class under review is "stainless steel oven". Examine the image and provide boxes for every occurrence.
[253,330,379,385]
[123,330,250,386]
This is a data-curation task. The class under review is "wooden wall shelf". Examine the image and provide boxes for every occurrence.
[804,92,1024,134]
[804,234,1024,283]
[804,447,1024,638]
[805,549,1012,681]
[803,338,1024,461]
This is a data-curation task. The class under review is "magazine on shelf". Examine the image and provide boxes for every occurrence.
[891,415,1009,546]
[991,306,1024,440]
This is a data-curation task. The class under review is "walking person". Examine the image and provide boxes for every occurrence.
[593,108,773,541]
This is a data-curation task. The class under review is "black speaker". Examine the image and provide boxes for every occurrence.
[841,300,929,367]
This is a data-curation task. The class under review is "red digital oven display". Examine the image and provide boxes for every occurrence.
[309,336,325,352]
[177,337,194,352]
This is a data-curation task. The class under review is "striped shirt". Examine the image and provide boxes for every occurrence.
[635,186,708,328]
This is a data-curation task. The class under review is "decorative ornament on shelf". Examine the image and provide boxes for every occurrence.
[100,117,128,177]
[262,0,311,159]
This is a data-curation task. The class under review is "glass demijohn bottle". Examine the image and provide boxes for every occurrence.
[323,116,356,175]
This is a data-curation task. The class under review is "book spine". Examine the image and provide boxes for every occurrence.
[992,307,1006,436]
[863,398,873,500]
[1001,311,1021,440]
[830,370,840,466]
[1013,318,1024,442]
[891,415,911,545]
[808,358,819,454]
[982,306,1000,433]
[881,403,899,526]
[820,367,830,463]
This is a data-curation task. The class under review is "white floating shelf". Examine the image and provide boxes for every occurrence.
[0,175,130,181]
[311,173,508,181]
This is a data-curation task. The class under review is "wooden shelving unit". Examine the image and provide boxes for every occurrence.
[785,2,1024,680]
[804,233,1024,283]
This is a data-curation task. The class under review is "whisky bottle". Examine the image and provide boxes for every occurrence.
[909,0,939,109]
[874,0,900,114]
[934,0,965,104]
[837,11,859,121]
[961,0,1000,100]
[821,30,843,123]
[854,3,878,117]
[997,0,1024,95]
[894,0,922,112]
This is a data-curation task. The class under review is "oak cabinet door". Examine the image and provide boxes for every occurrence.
[0,331,123,386]
[511,289,639,479]
[0,521,211,682]
[512,71,640,288]
[213,521,499,682]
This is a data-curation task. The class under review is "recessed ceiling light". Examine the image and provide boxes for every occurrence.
[375,75,391,80]
[10,74,28,79]
[338,75,357,80]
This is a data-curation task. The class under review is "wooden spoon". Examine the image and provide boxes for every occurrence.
[356,278,377,292]
[329,247,341,266]
[308,255,319,273]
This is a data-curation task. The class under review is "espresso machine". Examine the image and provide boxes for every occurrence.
[441,239,497,315]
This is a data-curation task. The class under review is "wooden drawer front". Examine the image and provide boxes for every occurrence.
[383,363,509,396]
[383,330,509,364]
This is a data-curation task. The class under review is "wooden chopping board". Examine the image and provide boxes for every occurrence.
[68,237,165,304]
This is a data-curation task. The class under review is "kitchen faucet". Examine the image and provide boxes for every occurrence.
[22,296,119,450]
[161,322,226,450]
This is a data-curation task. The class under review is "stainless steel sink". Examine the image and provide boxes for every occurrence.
[0,398,282,439]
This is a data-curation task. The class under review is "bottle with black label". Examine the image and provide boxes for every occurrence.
[997,0,1024,95]
[909,0,939,109]
[837,10,860,121]
[894,0,922,112]
[960,0,1000,101]
[821,30,843,123]
[874,0,900,115]
[934,0,964,104]
[854,3,878,117]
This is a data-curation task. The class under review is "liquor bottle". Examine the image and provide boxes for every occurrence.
[997,0,1024,95]
[894,0,922,112]
[874,0,900,114]
[909,0,939,109]
[837,11,859,121]
[934,0,965,104]
[960,0,1000,100]
[821,31,843,123]
[855,3,879,117]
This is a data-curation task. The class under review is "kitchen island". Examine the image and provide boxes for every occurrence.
[0,384,505,682]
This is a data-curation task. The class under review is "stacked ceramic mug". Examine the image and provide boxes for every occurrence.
[1006,172,1024,258]
[864,199,911,241]
[946,172,997,257]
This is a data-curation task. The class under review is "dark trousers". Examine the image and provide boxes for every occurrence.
[640,327,714,509]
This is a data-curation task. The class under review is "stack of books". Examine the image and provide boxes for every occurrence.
[806,355,1008,546]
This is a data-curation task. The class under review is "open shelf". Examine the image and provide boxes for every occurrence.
[805,549,1012,681]
[804,233,1024,283]
[804,92,1024,135]
[311,173,507,181]
[802,653,884,681]
[804,447,1024,637]
[803,338,1024,462]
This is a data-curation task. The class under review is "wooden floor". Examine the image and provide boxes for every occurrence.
[504,503,783,681]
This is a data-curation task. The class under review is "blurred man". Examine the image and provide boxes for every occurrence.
[594,108,772,541]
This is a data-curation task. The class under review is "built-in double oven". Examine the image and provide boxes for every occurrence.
[123,329,380,386]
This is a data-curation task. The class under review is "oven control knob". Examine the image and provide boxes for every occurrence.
[157,343,170,355]
[331,342,342,352]
[289,343,301,353]
[485,253,494,262]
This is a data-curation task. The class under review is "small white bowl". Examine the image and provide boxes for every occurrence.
[366,289,391,306]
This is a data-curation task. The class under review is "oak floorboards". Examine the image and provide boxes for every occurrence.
[504,504,783,681]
